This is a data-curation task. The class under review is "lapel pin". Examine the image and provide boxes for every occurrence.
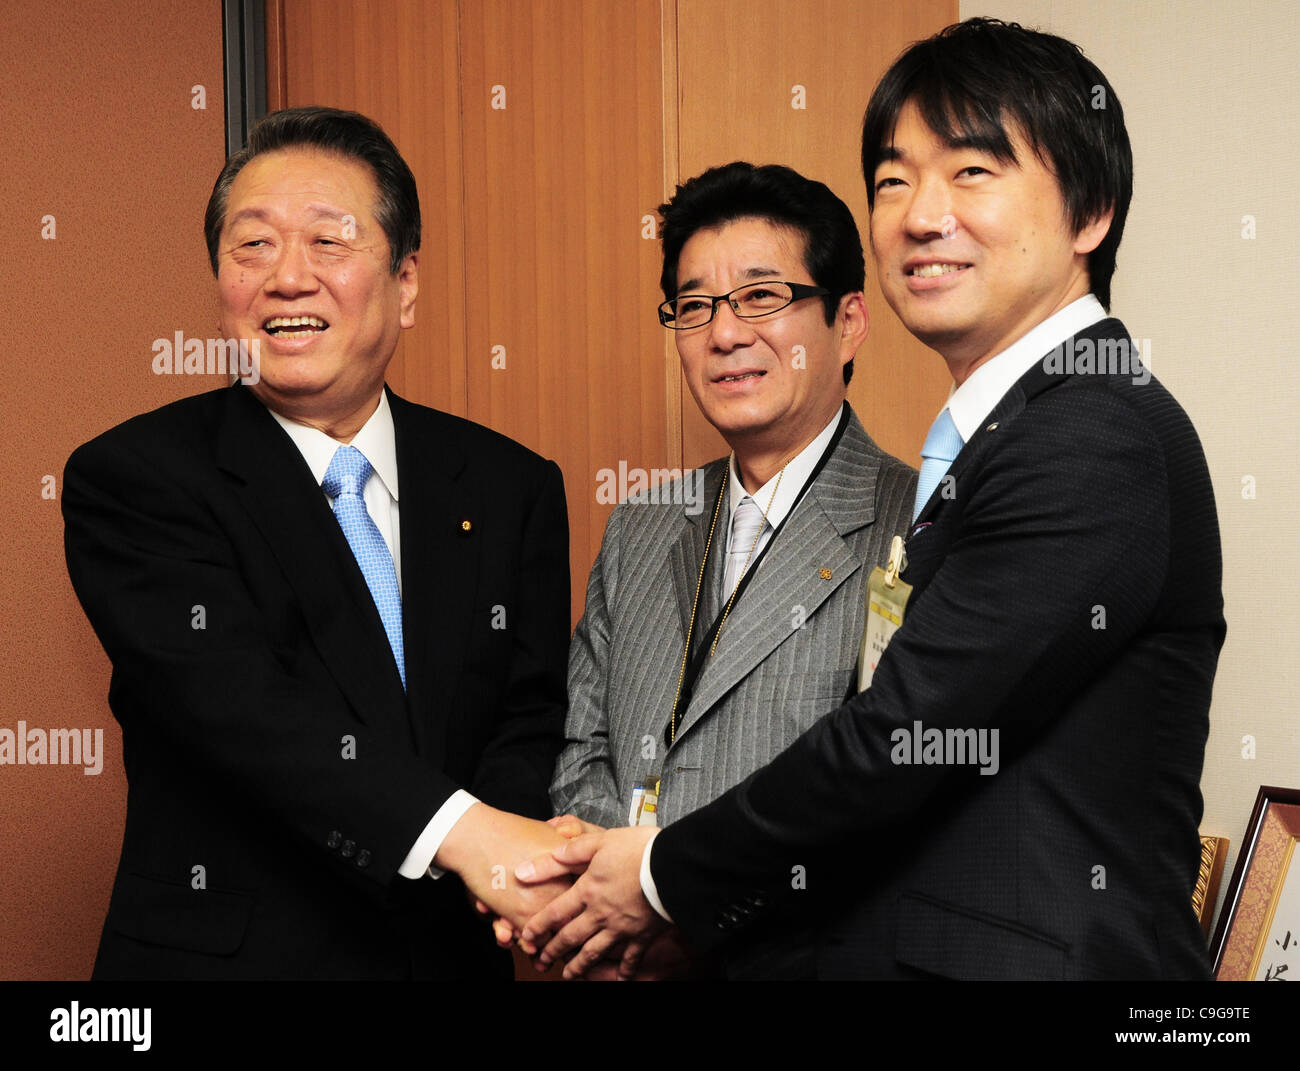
[986,422,999,432]
[460,519,472,533]
[819,568,832,580]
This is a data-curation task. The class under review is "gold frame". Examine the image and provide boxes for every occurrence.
[1194,835,1229,936]
[1210,785,1300,981]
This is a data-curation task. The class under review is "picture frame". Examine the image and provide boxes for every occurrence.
[1195,835,1229,936]
[1210,785,1300,981]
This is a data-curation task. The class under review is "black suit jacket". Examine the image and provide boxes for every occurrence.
[63,384,569,979]
[651,318,1225,979]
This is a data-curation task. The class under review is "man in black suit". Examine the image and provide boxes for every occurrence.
[64,107,573,979]
[518,18,1225,980]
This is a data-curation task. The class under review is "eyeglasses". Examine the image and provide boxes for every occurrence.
[658,281,831,330]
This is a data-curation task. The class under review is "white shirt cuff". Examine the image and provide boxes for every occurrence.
[398,789,479,879]
[639,830,673,923]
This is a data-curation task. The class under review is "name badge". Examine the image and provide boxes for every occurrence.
[858,535,912,692]
[628,776,661,827]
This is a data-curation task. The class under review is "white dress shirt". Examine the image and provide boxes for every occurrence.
[268,392,476,880]
[721,407,843,589]
[942,294,1106,441]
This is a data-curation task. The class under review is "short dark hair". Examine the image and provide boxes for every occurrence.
[204,106,420,276]
[658,162,866,385]
[861,18,1132,310]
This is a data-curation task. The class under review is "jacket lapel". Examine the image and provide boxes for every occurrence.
[214,384,408,728]
[388,388,480,764]
[906,317,1128,563]
[668,461,727,644]
[672,415,879,744]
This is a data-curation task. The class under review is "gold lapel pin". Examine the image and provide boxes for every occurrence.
[819,568,832,580]
[460,519,472,533]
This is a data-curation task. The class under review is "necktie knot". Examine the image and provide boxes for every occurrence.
[323,446,374,500]
[730,498,765,546]
[920,408,963,465]
[913,408,964,522]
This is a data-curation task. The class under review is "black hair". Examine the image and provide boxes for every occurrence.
[658,162,865,384]
[204,106,420,276]
[861,18,1132,309]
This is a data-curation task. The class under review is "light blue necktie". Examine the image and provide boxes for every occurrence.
[322,446,405,689]
[913,408,964,521]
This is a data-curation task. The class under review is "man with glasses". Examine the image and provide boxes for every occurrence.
[521,20,1223,982]
[546,161,916,977]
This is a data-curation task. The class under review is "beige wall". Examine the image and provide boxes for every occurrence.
[966,0,1300,934]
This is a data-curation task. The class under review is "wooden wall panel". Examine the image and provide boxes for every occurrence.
[0,0,226,979]
[673,0,957,468]
[280,0,469,416]
[459,0,668,617]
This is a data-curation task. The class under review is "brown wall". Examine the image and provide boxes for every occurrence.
[273,0,955,624]
[0,0,227,978]
[2,0,953,979]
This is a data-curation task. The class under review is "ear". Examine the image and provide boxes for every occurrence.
[1073,206,1115,257]
[397,252,419,329]
[837,291,869,366]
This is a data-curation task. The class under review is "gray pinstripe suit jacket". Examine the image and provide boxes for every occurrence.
[552,409,916,841]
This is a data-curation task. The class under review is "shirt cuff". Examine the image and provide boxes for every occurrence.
[398,789,479,879]
[639,830,673,923]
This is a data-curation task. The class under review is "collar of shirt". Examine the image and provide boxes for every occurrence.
[725,405,842,549]
[267,390,400,503]
[943,294,1107,443]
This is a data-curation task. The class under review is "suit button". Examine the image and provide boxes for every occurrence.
[355,849,371,868]
[326,830,342,849]
[340,839,356,858]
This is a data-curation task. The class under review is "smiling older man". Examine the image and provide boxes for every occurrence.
[63,107,573,979]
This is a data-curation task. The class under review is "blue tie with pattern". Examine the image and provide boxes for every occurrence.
[322,445,406,689]
[913,408,964,522]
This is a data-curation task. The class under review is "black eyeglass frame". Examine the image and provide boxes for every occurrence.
[657,281,832,330]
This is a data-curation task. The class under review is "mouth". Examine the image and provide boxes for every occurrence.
[262,315,330,339]
[907,262,969,279]
[713,370,766,385]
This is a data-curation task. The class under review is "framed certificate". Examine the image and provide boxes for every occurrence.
[1210,785,1300,981]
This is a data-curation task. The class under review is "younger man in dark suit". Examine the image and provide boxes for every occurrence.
[519,18,1226,981]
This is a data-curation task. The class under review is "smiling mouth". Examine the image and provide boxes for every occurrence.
[263,315,330,339]
[909,263,968,278]
[716,371,765,384]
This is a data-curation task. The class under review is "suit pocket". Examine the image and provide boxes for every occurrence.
[109,872,255,956]
[894,891,1068,980]
[777,670,854,735]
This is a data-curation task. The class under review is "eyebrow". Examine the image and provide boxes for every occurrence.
[874,133,1014,169]
[224,205,357,228]
[677,265,786,293]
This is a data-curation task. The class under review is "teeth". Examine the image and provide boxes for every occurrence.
[264,315,327,330]
[721,372,762,382]
[911,263,965,278]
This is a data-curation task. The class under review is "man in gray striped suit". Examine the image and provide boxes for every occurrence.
[548,162,916,977]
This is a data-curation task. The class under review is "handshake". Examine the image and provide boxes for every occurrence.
[434,803,686,980]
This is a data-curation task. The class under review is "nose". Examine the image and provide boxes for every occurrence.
[903,173,954,241]
[264,236,319,297]
[707,297,757,350]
